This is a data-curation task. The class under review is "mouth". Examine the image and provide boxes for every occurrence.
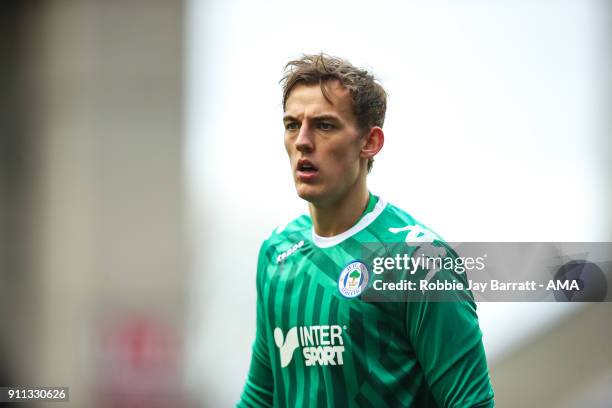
[296,159,319,181]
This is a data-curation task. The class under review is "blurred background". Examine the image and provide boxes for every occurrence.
[1,0,611,407]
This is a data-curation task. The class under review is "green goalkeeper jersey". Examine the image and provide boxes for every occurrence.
[238,194,495,407]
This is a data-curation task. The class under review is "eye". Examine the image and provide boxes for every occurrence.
[285,122,299,131]
[318,122,334,130]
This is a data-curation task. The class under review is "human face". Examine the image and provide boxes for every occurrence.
[283,81,367,206]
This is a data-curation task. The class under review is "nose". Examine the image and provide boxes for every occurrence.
[295,122,314,153]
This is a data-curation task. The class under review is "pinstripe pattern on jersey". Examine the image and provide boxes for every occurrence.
[250,195,494,407]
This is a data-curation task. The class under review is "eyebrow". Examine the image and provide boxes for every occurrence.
[282,113,341,123]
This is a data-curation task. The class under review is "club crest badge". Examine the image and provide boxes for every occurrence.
[338,260,369,298]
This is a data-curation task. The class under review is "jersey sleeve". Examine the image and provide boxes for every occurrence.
[405,247,495,408]
[237,242,275,408]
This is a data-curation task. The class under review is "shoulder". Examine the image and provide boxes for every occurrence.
[372,199,446,245]
[273,213,312,238]
[258,214,311,264]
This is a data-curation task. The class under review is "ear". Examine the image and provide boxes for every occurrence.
[360,126,384,162]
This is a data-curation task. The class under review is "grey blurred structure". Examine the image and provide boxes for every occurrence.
[1,0,188,406]
[1,1,611,407]
[491,303,612,407]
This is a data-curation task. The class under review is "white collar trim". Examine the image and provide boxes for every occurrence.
[311,197,387,248]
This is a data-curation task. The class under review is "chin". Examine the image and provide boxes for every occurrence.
[295,184,324,204]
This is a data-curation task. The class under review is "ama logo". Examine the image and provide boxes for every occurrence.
[338,261,369,298]
[274,325,345,368]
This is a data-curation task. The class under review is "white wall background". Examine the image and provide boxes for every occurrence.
[185,0,610,405]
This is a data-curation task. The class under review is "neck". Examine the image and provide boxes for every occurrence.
[309,181,370,237]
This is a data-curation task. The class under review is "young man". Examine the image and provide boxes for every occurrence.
[238,54,494,407]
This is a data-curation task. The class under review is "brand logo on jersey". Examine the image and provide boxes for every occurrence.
[389,225,447,282]
[338,261,369,298]
[388,224,439,245]
[274,325,345,368]
[276,240,304,263]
